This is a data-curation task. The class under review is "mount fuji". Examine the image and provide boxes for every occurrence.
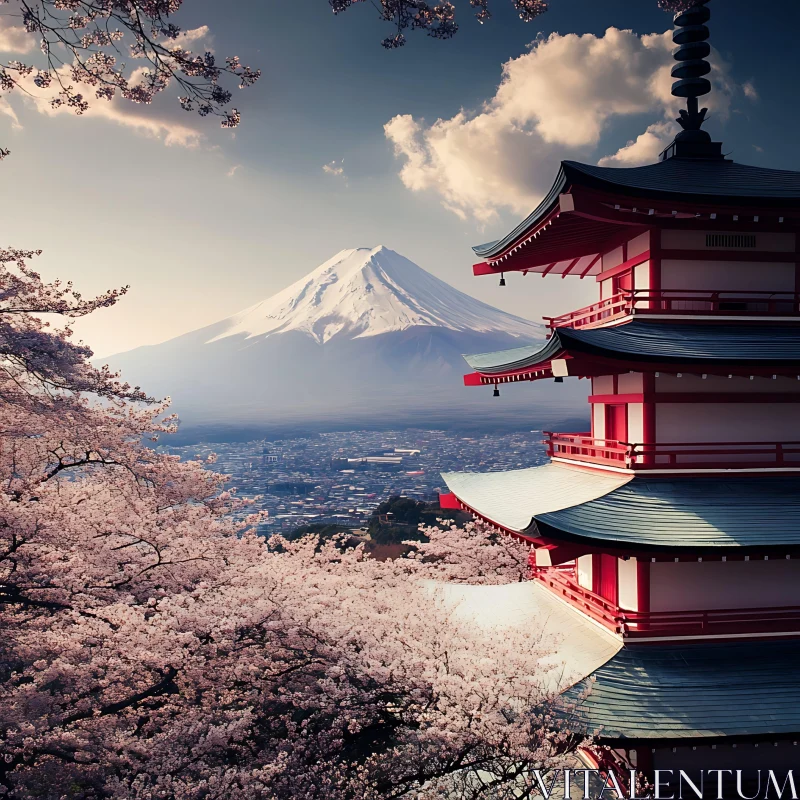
[103,247,587,438]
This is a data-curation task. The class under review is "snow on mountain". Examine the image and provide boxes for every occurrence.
[102,247,587,435]
[207,246,543,345]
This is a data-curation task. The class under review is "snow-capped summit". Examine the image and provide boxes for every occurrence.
[103,246,586,434]
[208,246,543,345]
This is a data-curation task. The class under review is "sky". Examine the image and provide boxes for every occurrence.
[1,0,798,357]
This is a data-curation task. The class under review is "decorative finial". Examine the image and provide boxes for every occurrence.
[670,0,712,143]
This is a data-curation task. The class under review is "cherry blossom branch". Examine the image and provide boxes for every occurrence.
[331,0,694,47]
[0,0,261,158]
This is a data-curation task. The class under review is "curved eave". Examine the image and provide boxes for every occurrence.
[444,469,800,552]
[463,322,800,377]
[567,641,800,742]
[473,166,568,260]
[441,464,632,535]
[473,158,800,263]
[463,336,564,375]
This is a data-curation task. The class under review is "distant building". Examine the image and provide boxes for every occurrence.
[348,456,403,464]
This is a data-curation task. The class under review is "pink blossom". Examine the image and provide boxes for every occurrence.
[0,255,581,797]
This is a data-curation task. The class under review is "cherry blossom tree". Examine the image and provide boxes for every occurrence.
[330,0,697,48]
[411,518,532,584]
[0,0,261,158]
[0,251,580,798]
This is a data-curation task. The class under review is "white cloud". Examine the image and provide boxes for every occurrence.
[323,159,347,181]
[12,65,204,147]
[598,121,674,167]
[0,17,35,53]
[170,26,212,47]
[743,81,759,101]
[227,164,242,177]
[0,98,21,130]
[51,95,204,147]
[385,27,735,222]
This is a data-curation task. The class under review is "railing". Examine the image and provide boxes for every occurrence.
[545,432,800,470]
[545,289,800,330]
[629,441,800,469]
[618,606,800,639]
[545,293,630,330]
[533,568,800,639]
[533,567,620,630]
[545,433,629,466]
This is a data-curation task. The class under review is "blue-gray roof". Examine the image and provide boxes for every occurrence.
[536,477,800,552]
[464,321,800,374]
[463,337,562,373]
[443,467,800,551]
[473,165,569,259]
[442,464,631,532]
[568,641,800,741]
[474,158,800,259]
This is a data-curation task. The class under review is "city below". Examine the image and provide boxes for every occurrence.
[162,429,548,534]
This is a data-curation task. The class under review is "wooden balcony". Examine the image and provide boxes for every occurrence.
[545,289,800,331]
[545,432,800,471]
[533,568,800,640]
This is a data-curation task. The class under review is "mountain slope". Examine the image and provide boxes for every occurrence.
[103,247,587,435]
[208,246,544,344]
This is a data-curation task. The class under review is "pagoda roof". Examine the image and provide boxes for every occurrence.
[568,640,800,742]
[441,463,631,533]
[434,581,621,694]
[442,465,800,553]
[537,476,800,553]
[474,158,800,262]
[464,321,800,377]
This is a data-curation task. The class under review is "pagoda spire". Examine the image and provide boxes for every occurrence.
[660,0,724,161]
[672,0,712,138]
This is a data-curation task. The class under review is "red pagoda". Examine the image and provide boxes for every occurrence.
[440,0,800,784]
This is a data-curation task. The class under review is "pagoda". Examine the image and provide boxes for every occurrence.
[439,0,800,785]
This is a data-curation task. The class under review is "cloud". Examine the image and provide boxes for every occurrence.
[753,144,764,153]
[227,164,242,177]
[742,81,759,101]
[384,27,735,222]
[170,26,212,48]
[323,160,347,182]
[12,65,204,147]
[0,98,22,130]
[0,17,35,53]
[598,121,674,167]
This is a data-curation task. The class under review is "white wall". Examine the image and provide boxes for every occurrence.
[627,404,644,444]
[591,404,605,439]
[602,246,624,272]
[592,376,614,395]
[650,559,800,611]
[656,403,800,443]
[628,231,650,258]
[660,259,795,292]
[634,262,650,292]
[617,373,643,393]
[655,374,800,395]
[661,229,795,252]
[577,554,593,590]
[618,558,638,611]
